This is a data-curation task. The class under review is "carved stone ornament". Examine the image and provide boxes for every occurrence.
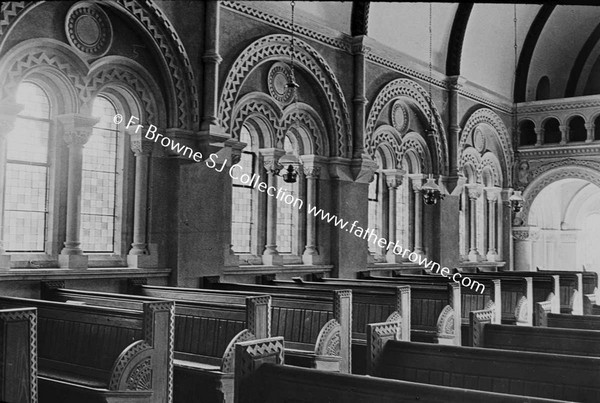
[268,62,295,105]
[390,100,409,135]
[472,126,486,153]
[65,2,113,58]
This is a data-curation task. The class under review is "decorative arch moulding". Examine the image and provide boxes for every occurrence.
[217,34,351,158]
[365,78,448,176]
[519,163,600,226]
[0,0,198,130]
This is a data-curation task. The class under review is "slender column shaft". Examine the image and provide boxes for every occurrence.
[469,196,477,253]
[488,198,497,254]
[130,151,150,254]
[304,174,318,255]
[201,0,222,130]
[264,171,278,255]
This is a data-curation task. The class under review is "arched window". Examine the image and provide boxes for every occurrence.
[519,120,536,146]
[568,116,587,142]
[4,82,51,252]
[543,118,561,144]
[276,135,300,254]
[80,96,120,252]
[231,126,255,253]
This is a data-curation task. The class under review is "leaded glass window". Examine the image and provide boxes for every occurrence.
[4,82,51,252]
[80,96,119,252]
[231,126,255,253]
[276,135,299,254]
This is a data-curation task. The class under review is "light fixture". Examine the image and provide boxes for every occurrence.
[277,0,302,184]
[509,190,524,213]
[279,152,301,183]
[422,174,445,205]
[420,4,443,205]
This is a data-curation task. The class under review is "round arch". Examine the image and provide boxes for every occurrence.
[218,34,351,158]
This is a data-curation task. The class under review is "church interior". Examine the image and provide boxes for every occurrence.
[1,1,600,402]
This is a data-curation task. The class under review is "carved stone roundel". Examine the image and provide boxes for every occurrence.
[65,2,113,57]
[473,126,486,153]
[268,62,295,105]
[391,100,409,135]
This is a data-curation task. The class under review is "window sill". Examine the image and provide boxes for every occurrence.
[0,266,171,281]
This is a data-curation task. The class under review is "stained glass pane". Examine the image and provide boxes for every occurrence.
[80,96,118,252]
[3,164,47,252]
[231,187,253,253]
[16,82,50,119]
[276,180,297,254]
[3,82,50,252]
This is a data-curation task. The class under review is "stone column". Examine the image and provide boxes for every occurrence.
[535,127,544,146]
[498,189,512,266]
[467,184,483,262]
[461,187,470,260]
[512,226,540,271]
[382,169,404,263]
[57,114,99,269]
[0,101,23,269]
[559,125,568,144]
[485,187,501,262]
[201,0,222,132]
[410,175,425,257]
[260,148,284,266]
[350,37,369,160]
[301,155,327,265]
[585,123,595,143]
[128,136,157,268]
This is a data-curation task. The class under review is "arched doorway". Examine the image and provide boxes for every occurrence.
[526,178,600,271]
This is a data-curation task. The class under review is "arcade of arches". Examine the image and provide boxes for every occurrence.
[1,0,600,295]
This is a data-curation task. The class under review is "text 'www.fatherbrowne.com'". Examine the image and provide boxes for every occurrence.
[117,114,485,294]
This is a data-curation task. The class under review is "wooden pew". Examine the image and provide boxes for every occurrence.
[454,272,534,326]
[358,273,501,344]
[0,296,173,403]
[541,312,600,330]
[133,283,352,374]
[260,278,461,346]
[367,332,600,402]
[0,307,37,403]
[234,332,562,403]
[537,269,595,314]
[42,285,271,403]
[470,307,600,357]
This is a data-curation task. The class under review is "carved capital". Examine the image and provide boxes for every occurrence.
[408,174,425,191]
[260,148,285,174]
[351,153,379,184]
[300,154,329,179]
[446,75,466,91]
[382,169,405,189]
[130,137,154,156]
[512,226,540,241]
[57,114,99,148]
[484,187,501,202]
[466,184,483,200]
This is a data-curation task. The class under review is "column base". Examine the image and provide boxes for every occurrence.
[128,243,159,268]
[468,250,482,262]
[302,252,323,265]
[0,254,10,270]
[486,251,499,262]
[386,252,404,263]
[262,254,283,266]
[58,254,88,269]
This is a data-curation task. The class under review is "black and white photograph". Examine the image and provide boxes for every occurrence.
[0,1,599,402]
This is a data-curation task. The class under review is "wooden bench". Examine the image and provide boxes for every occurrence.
[470,307,600,357]
[360,273,501,344]
[367,334,600,402]
[0,296,173,403]
[265,278,461,346]
[0,307,37,403]
[234,333,562,403]
[542,312,600,330]
[538,269,594,314]
[456,272,533,326]
[42,285,271,403]
[134,283,352,374]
